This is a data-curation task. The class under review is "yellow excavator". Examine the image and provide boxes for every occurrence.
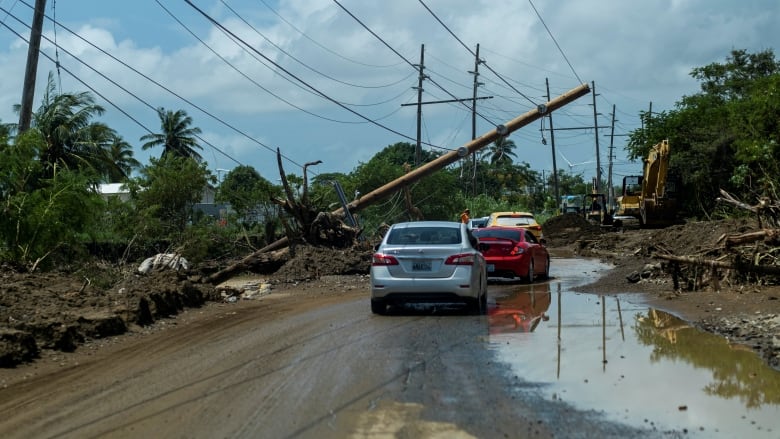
[614,139,679,228]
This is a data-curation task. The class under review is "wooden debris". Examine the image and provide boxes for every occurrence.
[652,189,780,291]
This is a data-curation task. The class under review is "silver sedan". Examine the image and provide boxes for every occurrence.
[370,221,488,315]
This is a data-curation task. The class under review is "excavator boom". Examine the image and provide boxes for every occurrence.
[614,139,679,228]
[640,140,679,226]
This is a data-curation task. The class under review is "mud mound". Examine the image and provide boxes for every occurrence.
[542,213,603,247]
[0,267,218,367]
[268,245,372,283]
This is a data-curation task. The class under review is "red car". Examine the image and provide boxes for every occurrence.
[472,226,550,283]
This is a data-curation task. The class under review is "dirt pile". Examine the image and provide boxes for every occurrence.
[266,245,372,283]
[0,244,373,367]
[542,212,604,247]
[0,266,218,367]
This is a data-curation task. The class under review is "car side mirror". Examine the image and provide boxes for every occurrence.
[539,238,547,246]
[478,242,490,252]
[373,243,380,252]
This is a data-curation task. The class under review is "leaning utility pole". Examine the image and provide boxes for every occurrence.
[338,83,591,215]
[207,83,592,283]
[17,0,47,134]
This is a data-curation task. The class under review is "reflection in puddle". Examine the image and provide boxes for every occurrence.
[488,258,780,438]
[489,283,551,334]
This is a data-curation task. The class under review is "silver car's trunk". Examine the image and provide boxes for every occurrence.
[382,245,460,279]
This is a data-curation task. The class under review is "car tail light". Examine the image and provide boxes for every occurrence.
[510,244,525,256]
[445,253,475,265]
[530,225,542,231]
[372,253,399,266]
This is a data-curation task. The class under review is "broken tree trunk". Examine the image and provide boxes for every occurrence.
[655,253,780,276]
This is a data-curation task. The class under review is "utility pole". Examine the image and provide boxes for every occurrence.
[402,44,491,173]
[590,81,602,193]
[545,78,560,210]
[607,104,616,210]
[414,44,425,166]
[17,0,47,134]
[470,44,482,195]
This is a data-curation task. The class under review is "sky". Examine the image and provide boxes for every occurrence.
[1,0,779,186]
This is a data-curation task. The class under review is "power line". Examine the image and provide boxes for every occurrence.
[221,0,412,91]
[0,6,244,167]
[417,0,541,108]
[256,0,404,69]
[157,0,374,124]
[331,0,499,128]
[527,0,583,84]
[185,0,448,150]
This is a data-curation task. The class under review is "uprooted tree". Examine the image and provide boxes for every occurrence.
[651,189,780,291]
[271,149,360,249]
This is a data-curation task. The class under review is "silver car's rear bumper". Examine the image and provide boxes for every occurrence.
[370,266,480,300]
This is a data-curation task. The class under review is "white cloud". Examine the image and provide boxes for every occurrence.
[1,0,779,180]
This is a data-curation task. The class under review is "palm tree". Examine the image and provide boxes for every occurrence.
[100,133,141,182]
[20,72,108,177]
[483,137,518,165]
[140,107,203,161]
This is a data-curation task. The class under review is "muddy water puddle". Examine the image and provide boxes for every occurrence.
[488,258,780,438]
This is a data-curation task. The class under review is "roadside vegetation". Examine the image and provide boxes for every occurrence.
[0,49,778,272]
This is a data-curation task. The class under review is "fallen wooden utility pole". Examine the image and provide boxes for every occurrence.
[207,83,591,284]
[333,83,591,215]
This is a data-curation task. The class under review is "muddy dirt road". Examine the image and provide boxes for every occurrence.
[1,269,675,439]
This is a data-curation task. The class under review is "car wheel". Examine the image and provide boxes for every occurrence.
[543,256,551,279]
[371,299,387,315]
[526,258,535,284]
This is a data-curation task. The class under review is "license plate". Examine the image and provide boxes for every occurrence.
[412,260,432,271]
[487,264,495,272]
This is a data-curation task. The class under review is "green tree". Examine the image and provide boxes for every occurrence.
[217,165,281,243]
[129,155,212,238]
[627,49,780,218]
[18,72,130,182]
[0,131,102,268]
[482,137,518,165]
[349,142,460,230]
[101,133,141,182]
[141,108,203,161]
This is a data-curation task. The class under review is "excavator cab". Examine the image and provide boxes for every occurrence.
[583,193,612,226]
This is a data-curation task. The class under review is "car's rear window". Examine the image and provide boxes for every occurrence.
[473,229,523,241]
[386,227,461,245]
[495,216,534,226]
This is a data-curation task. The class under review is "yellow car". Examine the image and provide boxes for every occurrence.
[486,211,544,240]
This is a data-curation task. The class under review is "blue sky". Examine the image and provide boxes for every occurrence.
[1,0,779,184]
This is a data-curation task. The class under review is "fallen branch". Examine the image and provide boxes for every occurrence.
[716,189,757,212]
[655,253,780,275]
